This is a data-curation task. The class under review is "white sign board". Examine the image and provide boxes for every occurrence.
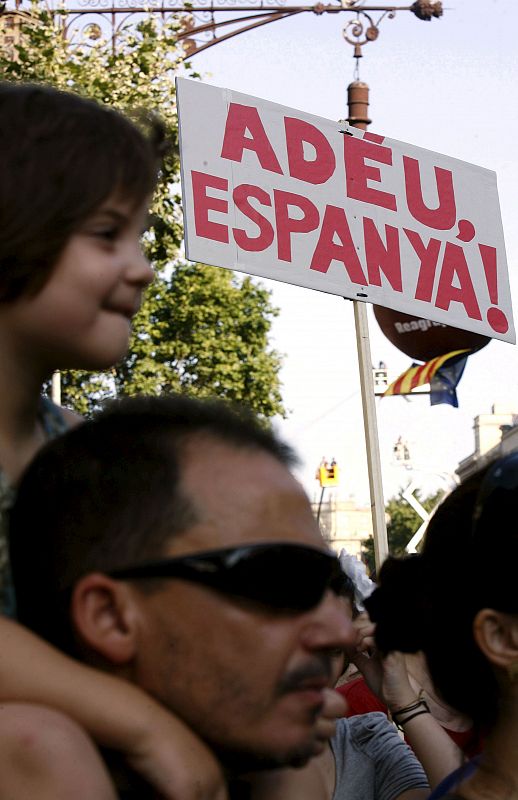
[177,78,515,344]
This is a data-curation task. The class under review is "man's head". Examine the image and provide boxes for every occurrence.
[10,395,352,771]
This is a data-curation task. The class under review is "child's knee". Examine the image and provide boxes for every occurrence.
[0,703,85,762]
[0,704,117,799]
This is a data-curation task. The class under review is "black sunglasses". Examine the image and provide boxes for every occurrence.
[472,451,518,538]
[108,542,345,612]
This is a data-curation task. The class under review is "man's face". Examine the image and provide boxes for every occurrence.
[129,437,354,771]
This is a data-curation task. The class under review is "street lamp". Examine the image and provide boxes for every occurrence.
[2,1,442,62]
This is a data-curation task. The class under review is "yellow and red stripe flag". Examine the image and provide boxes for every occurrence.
[383,350,470,397]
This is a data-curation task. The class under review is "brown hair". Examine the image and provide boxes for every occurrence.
[366,460,518,728]
[0,82,166,301]
[10,394,297,653]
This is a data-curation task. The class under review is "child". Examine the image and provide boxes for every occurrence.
[0,81,226,800]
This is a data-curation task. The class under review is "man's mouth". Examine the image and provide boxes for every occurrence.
[278,664,332,709]
[278,659,332,698]
[290,676,328,693]
[288,676,328,706]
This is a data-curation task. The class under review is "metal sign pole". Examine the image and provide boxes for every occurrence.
[353,300,389,573]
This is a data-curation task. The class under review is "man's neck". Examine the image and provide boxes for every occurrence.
[228,779,253,800]
[229,746,335,800]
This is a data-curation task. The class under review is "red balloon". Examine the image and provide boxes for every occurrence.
[373,306,490,362]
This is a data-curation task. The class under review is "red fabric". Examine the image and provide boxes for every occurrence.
[441,727,484,760]
[337,676,483,759]
[337,676,388,717]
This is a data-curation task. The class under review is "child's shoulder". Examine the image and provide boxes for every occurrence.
[40,398,82,439]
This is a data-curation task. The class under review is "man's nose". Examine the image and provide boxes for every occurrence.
[299,590,356,652]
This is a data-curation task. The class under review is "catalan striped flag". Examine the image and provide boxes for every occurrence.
[383,350,471,398]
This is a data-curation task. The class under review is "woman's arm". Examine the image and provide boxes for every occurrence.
[389,677,465,791]
[0,615,227,800]
[349,616,464,790]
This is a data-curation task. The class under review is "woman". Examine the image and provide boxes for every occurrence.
[366,454,518,800]
[337,551,483,764]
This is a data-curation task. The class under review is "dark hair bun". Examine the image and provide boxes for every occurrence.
[365,555,432,653]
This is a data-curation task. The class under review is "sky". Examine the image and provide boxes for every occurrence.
[186,0,518,505]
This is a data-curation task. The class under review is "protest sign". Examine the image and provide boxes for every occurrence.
[177,77,514,344]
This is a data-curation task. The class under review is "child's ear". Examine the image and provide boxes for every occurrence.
[473,608,518,670]
[71,574,140,665]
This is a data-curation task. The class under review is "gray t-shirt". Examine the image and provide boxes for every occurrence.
[331,713,429,800]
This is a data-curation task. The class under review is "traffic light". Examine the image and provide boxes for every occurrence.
[318,463,339,487]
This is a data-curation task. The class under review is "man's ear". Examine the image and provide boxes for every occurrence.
[71,574,141,665]
[473,608,518,670]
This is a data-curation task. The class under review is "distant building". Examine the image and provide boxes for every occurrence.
[456,403,518,481]
[311,495,373,558]
[0,11,33,60]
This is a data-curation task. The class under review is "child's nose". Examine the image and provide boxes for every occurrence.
[128,248,154,287]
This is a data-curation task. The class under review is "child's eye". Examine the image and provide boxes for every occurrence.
[94,228,119,241]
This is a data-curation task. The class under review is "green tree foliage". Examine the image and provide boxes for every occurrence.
[68,263,284,417]
[362,488,445,576]
[1,4,285,417]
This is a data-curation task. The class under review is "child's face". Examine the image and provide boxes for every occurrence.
[6,194,154,373]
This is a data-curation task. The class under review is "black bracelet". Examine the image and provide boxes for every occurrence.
[392,697,430,726]
[394,708,430,730]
